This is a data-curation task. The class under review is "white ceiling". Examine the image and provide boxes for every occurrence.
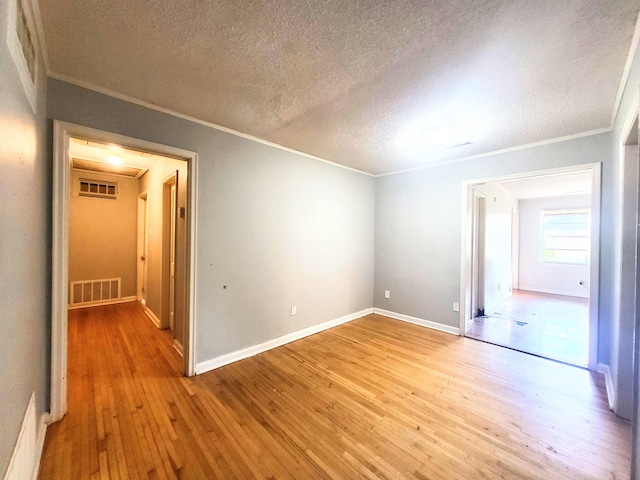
[497,170,592,199]
[69,137,166,170]
[39,1,640,175]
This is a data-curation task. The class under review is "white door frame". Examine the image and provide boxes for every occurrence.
[51,120,199,422]
[470,189,486,328]
[459,163,601,371]
[137,191,149,302]
[162,173,178,333]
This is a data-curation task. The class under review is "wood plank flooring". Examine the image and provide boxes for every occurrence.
[467,290,589,366]
[39,302,630,479]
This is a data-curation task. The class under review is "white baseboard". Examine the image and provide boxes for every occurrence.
[31,414,48,480]
[173,339,184,357]
[144,306,162,328]
[373,308,460,335]
[4,393,47,480]
[597,363,616,411]
[195,308,373,375]
[68,295,138,310]
[518,286,588,299]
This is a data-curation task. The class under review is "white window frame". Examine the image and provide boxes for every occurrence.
[540,208,590,265]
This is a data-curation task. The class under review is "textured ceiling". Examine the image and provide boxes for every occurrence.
[40,1,640,174]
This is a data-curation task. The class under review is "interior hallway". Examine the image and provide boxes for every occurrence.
[39,302,628,479]
[466,290,589,366]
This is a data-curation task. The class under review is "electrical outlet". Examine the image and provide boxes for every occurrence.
[291,306,297,316]
[384,290,390,299]
[452,302,460,312]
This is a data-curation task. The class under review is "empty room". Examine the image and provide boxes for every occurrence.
[2,1,640,479]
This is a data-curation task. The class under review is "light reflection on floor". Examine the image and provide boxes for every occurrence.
[466,290,588,367]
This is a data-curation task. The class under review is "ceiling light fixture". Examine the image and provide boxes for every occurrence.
[396,106,487,159]
[108,155,122,165]
[422,126,457,147]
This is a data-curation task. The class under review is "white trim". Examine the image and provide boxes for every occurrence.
[376,128,611,178]
[610,9,640,127]
[185,152,198,377]
[31,414,48,480]
[459,163,601,371]
[47,70,616,180]
[4,392,44,480]
[144,306,161,328]
[460,183,474,335]
[517,286,589,299]
[173,339,184,357]
[6,0,39,112]
[373,308,460,335]
[597,363,616,411]
[26,0,48,74]
[47,71,374,178]
[587,163,601,372]
[67,296,137,310]
[620,102,640,148]
[195,308,373,375]
[50,121,70,423]
[51,121,199,423]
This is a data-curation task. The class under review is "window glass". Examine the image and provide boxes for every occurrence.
[541,209,590,264]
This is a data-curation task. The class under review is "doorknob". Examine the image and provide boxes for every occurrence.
[141,255,146,261]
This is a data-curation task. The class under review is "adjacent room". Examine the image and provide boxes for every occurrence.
[3,1,640,479]
[67,138,189,359]
[465,170,594,367]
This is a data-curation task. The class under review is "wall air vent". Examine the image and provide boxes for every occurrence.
[7,0,39,111]
[70,278,121,306]
[78,178,117,199]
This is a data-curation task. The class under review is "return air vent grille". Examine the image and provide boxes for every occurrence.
[79,178,117,199]
[16,1,36,84]
[70,278,121,306]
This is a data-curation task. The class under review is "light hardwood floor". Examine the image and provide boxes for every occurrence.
[39,302,630,479]
[466,290,589,366]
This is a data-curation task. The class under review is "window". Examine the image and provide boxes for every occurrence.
[541,208,590,265]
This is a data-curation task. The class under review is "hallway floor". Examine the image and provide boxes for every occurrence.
[466,290,589,366]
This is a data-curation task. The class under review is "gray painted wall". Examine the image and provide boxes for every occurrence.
[375,133,612,329]
[374,35,640,423]
[0,1,49,476]
[47,78,375,365]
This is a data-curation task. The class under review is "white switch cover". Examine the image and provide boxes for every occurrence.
[384,290,390,299]
[291,306,297,316]
[452,302,460,312]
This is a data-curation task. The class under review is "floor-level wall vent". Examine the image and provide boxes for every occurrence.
[70,278,121,306]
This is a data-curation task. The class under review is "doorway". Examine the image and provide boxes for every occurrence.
[460,164,601,369]
[51,121,198,423]
[137,191,148,303]
[162,173,179,351]
[470,190,486,322]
